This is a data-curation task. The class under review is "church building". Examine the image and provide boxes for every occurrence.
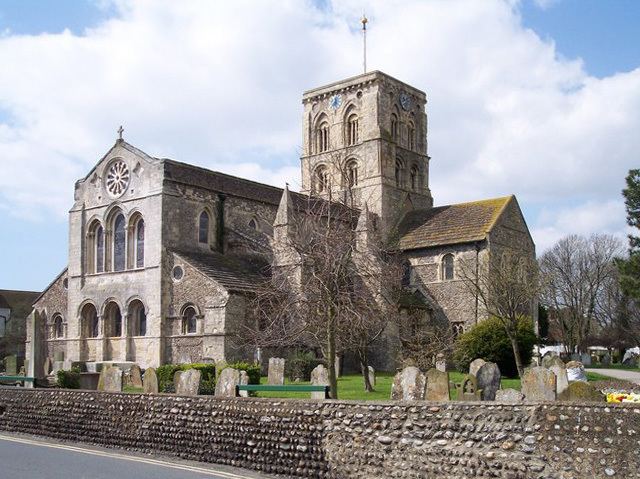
[27,70,534,376]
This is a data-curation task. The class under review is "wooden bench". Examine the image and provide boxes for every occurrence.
[236,384,330,399]
[0,376,35,386]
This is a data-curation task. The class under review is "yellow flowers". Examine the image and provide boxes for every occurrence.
[606,392,640,403]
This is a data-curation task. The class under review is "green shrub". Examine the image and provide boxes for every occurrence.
[156,363,217,394]
[56,368,81,389]
[453,316,537,378]
[285,350,321,381]
[224,361,261,385]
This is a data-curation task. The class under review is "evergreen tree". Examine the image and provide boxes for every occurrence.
[617,169,640,299]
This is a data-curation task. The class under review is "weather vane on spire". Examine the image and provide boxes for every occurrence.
[361,14,368,74]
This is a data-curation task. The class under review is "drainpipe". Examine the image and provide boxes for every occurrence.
[216,194,226,253]
[474,242,480,325]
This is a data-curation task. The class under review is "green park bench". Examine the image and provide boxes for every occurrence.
[236,384,330,399]
[0,376,35,386]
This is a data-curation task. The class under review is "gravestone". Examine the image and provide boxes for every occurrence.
[558,381,605,402]
[495,388,524,403]
[550,364,569,396]
[435,353,447,372]
[580,353,592,366]
[469,358,486,377]
[128,364,143,388]
[4,355,17,375]
[601,353,611,366]
[622,352,639,366]
[175,369,201,396]
[455,374,482,401]
[215,368,240,398]
[521,366,556,401]
[143,367,158,394]
[267,357,285,385]
[391,366,426,401]
[566,361,587,382]
[543,355,565,370]
[79,372,100,390]
[541,352,561,369]
[43,357,53,376]
[367,366,376,387]
[425,368,450,401]
[238,370,249,397]
[476,362,501,400]
[310,364,329,400]
[570,353,581,362]
[53,350,64,362]
[99,366,122,392]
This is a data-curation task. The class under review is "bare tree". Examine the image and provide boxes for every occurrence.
[539,234,625,354]
[460,249,541,378]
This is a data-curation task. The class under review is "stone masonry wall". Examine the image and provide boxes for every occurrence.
[0,388,638,478]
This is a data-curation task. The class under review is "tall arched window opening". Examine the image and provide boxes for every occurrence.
[81,304,99,338]
[87,221,104,274]
[182,306,197,335]
[314,165,329,193]
[401,261,412,286]
[391,113,399,141]
[53,314,64,339]
[442,254,455,281]
[129,300,146,337]
[395,158,404,187]
[346,160,358,187]
[96,226,104,273]
[316,121,330,153]
[113,214,126,271]
[198,211,210,245]
[135,218,144,268]
[408,121,415,150]
[104,302,122,337]
[347,114,359,145]
[410,165,419,191]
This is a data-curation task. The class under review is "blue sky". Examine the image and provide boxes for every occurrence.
[0,0,639,292]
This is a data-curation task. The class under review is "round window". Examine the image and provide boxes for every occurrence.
[172,265,184,281]
[105,160,130,197]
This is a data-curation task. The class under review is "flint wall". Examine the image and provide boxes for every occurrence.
[0,388,639,478]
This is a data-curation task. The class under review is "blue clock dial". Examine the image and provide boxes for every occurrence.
[329,94,342,109]
[400,93,411,111]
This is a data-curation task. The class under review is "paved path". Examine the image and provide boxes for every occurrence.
[0,433,273,479]
[586,368,640,385]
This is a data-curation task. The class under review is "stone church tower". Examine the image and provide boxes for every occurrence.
[300,71,433,236]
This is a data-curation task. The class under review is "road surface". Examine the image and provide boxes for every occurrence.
[586,368,640,385]
[0,433,274,479]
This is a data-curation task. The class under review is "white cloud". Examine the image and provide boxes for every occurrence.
[0,0,637,253]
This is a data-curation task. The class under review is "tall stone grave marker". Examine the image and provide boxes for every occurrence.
[391,366,426,401]
[4,355,17,375]
[367,366,376,387]
[267,358,285,385]
[143,367,158,394]
[541,352,561,369]
[469,358,486,377]
[566,361,587,382]
[522,366,556,401]
[238,370,249,397]
[425,368,450,401]
[455,374,482,401]
[310,364,329,400]
[580,353,592,366]
[215,368,240,398]
[175,369,201,396]
[476,362,501,400]
[435,354,447,372]
[549,364,569,396]
[99,366,122,392]
[128,364,143,388]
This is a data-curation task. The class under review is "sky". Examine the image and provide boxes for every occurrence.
[0,0,638,291]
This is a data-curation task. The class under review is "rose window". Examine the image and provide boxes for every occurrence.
[105,160,130,197]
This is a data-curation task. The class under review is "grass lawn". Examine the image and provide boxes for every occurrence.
[586,364,640,372]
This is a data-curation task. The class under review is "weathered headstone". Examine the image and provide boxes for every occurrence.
[543,355,565,370]
[391,366,426,401]
[214,367,240,398]
[570,353,581,362]
[310,364,329,400]
[175,368,201,396]
[541,352,561,369]
[580,353,592,366]
[455,374,482,401]
[601,353,611,366]
[79,372,100,390]
[476,362,501,400]
[43,357,53,376]
[469,358,486,377]
[53,350,65,362]
[143,367,158,394]
[622,351,639,366]
[99,366,122,392]
[558,381,605,402]
[367,366,376,387]
[267,357,285,385]
[521,366,556,401]
[565,361,587,382]
[335,355,342,378]
[495,388,524,403]
[238,370,249,397]
[128,364,143,388]
[435,353,447,372]
[425,368,450,401]
[550,364,569,396]
[4,355,17,375]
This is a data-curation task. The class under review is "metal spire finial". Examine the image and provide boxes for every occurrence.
[117,125,124,141]
[361,14,368,74]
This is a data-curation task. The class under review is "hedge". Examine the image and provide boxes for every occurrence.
[56,368,81,389]
[156,363,216,394]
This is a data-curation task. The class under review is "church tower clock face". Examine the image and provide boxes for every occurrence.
[105,159,130,197]
[329,94,342,109]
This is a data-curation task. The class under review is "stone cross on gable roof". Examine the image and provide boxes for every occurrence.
[117,125,124,140]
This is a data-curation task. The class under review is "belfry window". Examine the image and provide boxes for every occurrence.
[314,165,329,193]
[395,158,404,187]
[198,211,210,245]
[316,121,330,153]
[347,114,359,146]
[410,165,419,191]
[408,121,415,150]
[113,214,126,271]
[346,160,358,187]
[442,254,455,281]
[391,113,399,141]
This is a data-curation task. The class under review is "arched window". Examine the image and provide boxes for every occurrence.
[113,213,126,271]
[395,158,404,187]
[129,300,146,337]
[316,120,330,153]
[314,165,329,193]
[442,254,455,281]
[104,302,122,337]
[410,164,419,191]
[182,306,197,335]
[87,221,104,274]
[408,121,415,150]
[135,218,144,268]
[391,112,399,141]
[96,226,104,273]
[346,160,358,187]
[248,218,258,230]
[346,113,359,146]
[53,314,64,339]
[81,304,99,338]
[401,260,411,286]
[198,210,210,245]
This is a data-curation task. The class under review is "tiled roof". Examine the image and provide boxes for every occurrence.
[173,250,269,293]
[397,196,512,250]
[0,290,41,318]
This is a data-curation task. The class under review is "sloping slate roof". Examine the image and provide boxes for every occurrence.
[173,250,269,293]
[0,290,41,317]
[398,196,512,250]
